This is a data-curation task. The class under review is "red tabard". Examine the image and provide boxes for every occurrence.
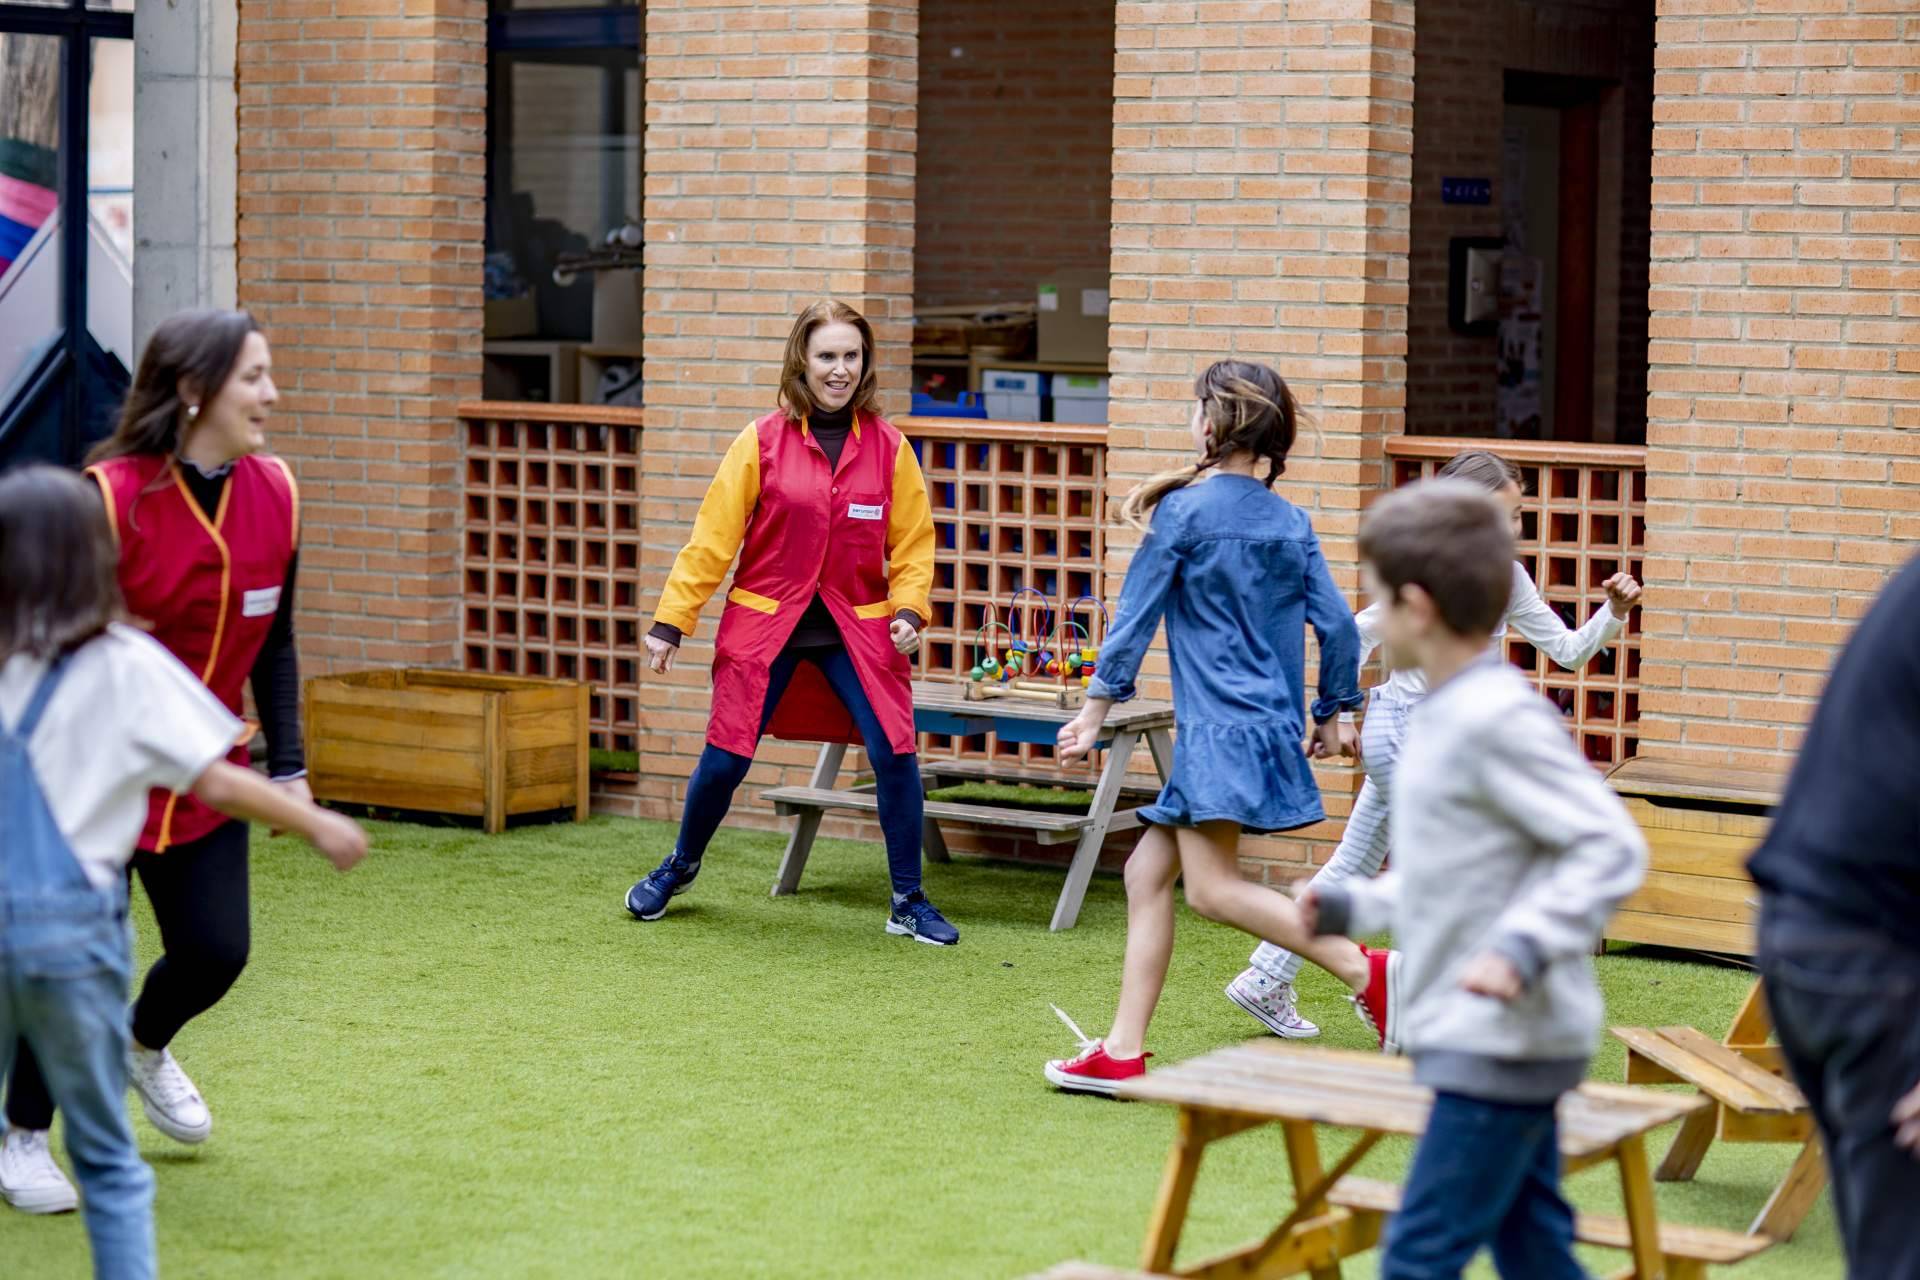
[707,411,917,758]
[88,453,299,851]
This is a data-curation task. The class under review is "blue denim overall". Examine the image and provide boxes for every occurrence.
[1,658,156,1279]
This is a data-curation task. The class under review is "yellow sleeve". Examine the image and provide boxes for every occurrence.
[886,437,936,626]
[653,425,761,636]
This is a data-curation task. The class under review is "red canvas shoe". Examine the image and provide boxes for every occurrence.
[1044,1006,1151,1097]
[1350,946,1403,1054]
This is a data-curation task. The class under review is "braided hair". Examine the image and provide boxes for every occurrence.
[1119,359,1300,531]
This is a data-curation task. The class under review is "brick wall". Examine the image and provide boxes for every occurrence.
[1638,0,1920,768]
[638,0,918,824]
[236,0,486,674]
[914,0,1112,309]
[1405,0,1654,441]
[1109,0,1415,881]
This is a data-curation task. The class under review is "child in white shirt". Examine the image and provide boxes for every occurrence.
[0,466,367,1280]
[1229,450,1642,1041]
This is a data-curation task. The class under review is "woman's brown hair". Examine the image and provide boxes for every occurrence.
[0,465,128,662]
[86,308,260,466]
[778,300,880,421]
[1119,359,1300,530]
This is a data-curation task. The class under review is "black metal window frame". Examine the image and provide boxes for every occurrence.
[0,0,134,460]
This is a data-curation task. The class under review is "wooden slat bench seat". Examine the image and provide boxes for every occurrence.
[1325,1177,1773,1279]
[764,785,1096,843]
[1024,1265,1174,1280]
[1612,983,1826,1241]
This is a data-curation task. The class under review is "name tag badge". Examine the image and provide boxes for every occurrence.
[242,586,282,618]
[848,502,884,521]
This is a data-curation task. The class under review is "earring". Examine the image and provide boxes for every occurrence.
[187,404,199,420]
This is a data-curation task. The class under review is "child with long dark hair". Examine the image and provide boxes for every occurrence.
[0,465,365,1278]
[1044,360,1390,1095]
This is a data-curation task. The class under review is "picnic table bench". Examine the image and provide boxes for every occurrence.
[762,680,1174,930]
[1030,1042,1773,1280]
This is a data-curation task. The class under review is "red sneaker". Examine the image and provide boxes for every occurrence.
[1350,946,1403,1054]
[1044,1006,1151,1096]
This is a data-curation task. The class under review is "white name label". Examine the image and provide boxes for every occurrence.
[848,503,884,521]
[242,586,282,618]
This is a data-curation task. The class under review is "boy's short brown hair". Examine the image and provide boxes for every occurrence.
[1359,479,1515,638]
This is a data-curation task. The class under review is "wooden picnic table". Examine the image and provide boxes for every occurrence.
[1113,1042,1771,1280]
[762,679,1175,930]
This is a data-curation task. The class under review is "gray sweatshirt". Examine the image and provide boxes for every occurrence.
[1318,653,1647,1102]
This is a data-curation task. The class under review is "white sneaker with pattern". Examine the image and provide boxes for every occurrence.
[127,1046,212,1144]
[1225,969,1320,1039]
[0,1127,78,1214]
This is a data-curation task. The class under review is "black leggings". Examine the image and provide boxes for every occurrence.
[7,820,251,1131]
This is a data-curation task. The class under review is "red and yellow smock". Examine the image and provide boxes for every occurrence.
[86,452,300,851]
[654,409,935,759]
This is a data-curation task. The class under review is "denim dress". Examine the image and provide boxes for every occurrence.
[1088,474,1363,833]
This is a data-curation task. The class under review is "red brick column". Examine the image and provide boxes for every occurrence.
[1109,0,1415,876]
[1638,2,1920,768]
[638,1,917,820]
[235,1,486,673]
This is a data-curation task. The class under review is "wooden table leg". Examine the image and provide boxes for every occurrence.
[772,742,845,897]
[1725,981,1772,1048]
[1655,1099,1718,1183]
[1750,1132,1826,1241]
[1050,727,1140,931]
[1615,1135,1665,1280]
[918,775,952,864]
[1142,1109,1212,1274]
[1281,1120,1345,1280]
[1146,727,1175,784]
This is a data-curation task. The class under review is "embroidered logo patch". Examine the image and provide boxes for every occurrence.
[242,586,282,618]
[848,503,884,521]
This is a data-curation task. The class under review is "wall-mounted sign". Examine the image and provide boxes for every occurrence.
[1442,177,1492,205]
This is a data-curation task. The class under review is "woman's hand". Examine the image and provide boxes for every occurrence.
[889,617,921,656]
[645,633,678,674]
[1056,700,1113,765]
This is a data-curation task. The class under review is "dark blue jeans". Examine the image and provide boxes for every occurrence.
[1759,896,1920,1280]
[676,642,924,897]
[1382,1091,1585,1280]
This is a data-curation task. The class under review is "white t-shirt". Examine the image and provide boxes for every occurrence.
[1348,561,1626,710]
[0,624,243,889]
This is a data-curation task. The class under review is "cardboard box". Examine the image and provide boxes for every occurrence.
[1036,269,1110,364]
[592,269,643,346]
[484,294,537,340]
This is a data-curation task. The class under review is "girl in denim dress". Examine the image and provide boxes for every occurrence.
[1044,361,1393,1094]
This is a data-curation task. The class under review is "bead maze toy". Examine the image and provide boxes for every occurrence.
[964,590,1108,708]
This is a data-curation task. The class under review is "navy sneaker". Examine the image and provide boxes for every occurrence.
[886,890,959,946]
[624,852,702,921]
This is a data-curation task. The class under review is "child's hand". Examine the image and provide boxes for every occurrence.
[1603,572,1643,619]
[1295,887,1322,936]
[1306,718,1357,761]
[310,811,369,872]
[1459,951,1524,1000]
[1894,1079,1920,1157]
[1056,705,1108,764]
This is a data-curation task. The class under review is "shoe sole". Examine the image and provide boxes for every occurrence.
[1225,983,1320,1040]
[625,892,667,922]
[136,1095,210,1145]
[884,920,957,946]
[2,1185,78,1214]
[1042,1061,1131,1097]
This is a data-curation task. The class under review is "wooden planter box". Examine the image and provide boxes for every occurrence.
[305,670,590,833]
[1605,759,1785,956]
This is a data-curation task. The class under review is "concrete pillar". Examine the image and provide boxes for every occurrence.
[133,0,237,349]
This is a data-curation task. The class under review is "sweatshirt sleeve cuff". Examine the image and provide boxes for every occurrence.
[893,609,922,631]
[648,621,683,647]
[1313,886,1353,937]
[1490,933,1547,990]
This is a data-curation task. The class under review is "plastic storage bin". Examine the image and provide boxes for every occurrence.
[1050,373,1109,425]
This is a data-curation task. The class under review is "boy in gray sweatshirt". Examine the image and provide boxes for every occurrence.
[1305,479,1646,1280]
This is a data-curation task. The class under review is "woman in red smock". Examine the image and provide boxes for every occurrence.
[624,300,957,946]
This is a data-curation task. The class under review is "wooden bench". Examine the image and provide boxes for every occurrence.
[1614,982,1825,1241]
[1104,1042,1769,1280]
[764,679,1174,930]
[1023,1266,1172,1280]
[1604,759,1783,956]
[1322,1176,1769,1280]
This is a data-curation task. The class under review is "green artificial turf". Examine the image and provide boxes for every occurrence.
[588,748,640,774]
[1,816,1841,1278]
[925,781,1095,813]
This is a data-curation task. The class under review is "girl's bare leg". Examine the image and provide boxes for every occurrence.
[1102,825,1179,1060]
[1174,822,1370,992]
